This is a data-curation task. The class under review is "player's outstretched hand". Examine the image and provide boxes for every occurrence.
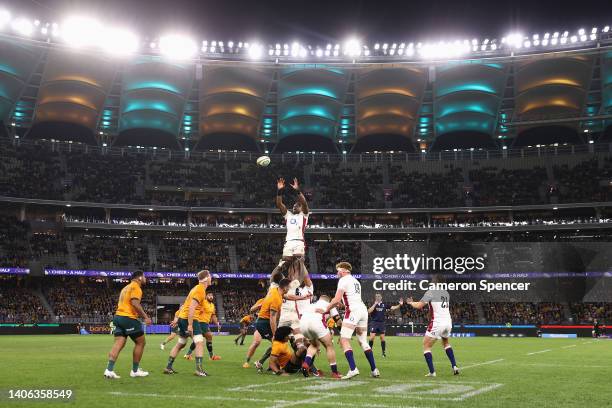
[398,298,404,305]
[290,178,299,190]
[277,178,285,190]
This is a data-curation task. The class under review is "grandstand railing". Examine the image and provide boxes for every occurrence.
[5,136,612,165]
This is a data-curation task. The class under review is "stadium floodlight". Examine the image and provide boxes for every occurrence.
[581,35,587,41]
[159,34,197,59]
[544,32,550,39]
[590,33,597,41]
[61,16,102,48]
[248,43,263,59]
[374,43,380,50]
[551,38,558,45]
[505,32,523,48]
[604,26,610,33]
[578,28,585,35]
[100,27,138,55]
[592,27,598,34]
[570,35,577,43]
[315,48,323,57]
[11,18,33,36]
[344,38,361,57]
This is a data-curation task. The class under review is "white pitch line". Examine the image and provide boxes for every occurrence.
[527,349,552,355]
[561,344,577,349]
[457,383,504,401]
[107,391,282,404]
[227,377,306,391]
[460,358,505,370]
[271,395,329,408]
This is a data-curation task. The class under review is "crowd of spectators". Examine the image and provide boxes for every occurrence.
[73,234,150,270]
[0,278,50,323]
[481,302,567,324]
[2,140,612,209]
[390,166,464,208]
[570,302,612,323]
[470,166,547,206]
[0,215,30,268]
[155,238,230,272]
[315,241,361,273]
[552,158,612,203]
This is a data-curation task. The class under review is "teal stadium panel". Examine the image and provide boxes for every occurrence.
[199,66,272,140]
[34,49,115,131]
[0,38,41,123]
[278,67,348,139]
[356,66,427,139]
[119,57,193,140]
[434,62,506,137]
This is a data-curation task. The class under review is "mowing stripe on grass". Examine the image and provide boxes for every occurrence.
[561,344,577,349]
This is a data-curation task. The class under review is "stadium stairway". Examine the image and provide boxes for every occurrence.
[34,288,56,321]
[308,246,318,273]
[215,293,227,323]
[147,242,158,270]
[228,245,239,272]
[65,240,80,269]
[475,303,486,324]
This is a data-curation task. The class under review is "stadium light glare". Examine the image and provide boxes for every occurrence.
[604,26,610,33]
[344,38,361,57]
[248,43,263,59]
[0,10,10,28]
[61,16,102,48]
[100,27,138,55]
[159,34,197,59]
[505,32,523,48]
[11,18,33,36]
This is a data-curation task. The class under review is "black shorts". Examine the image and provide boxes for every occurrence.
[255,318,272,340]
[370,321,386,334]
[112,315,144,340]
[284,360,302,374]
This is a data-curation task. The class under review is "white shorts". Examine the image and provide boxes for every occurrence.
[342,304,368,333]
[425,320,453,339]
[283,240,305,257]
[299,316,329,341]
[279,310,300,330]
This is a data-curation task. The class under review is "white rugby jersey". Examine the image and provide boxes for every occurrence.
[294,283,314,317]
[302,298,339,320]
[337,274,365,310]
[284,210,308,242]
[281,279,301,315]
[420,289,452,322]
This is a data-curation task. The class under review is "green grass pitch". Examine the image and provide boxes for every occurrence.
[0,335,609,407]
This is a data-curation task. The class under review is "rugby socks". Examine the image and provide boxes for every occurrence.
[381,341,386,354]
[369,340,374,348]
[445,346,457,367]
[424,352,435,374]
[166,356,175,369]
[303,355,313,367]
[186,342,195,355]
[344,349,357,371]
[364,349,377,371]
[195,356,203,372]
[240,335,245,345]
[206,341,214,358]
[330,362,338,374]
[106,360,115,371]
[258,347,272,365]
[132,362,139,372]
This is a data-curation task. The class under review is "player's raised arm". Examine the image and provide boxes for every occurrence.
[276,178,287,216]
[290,178,309,214]
[406,297,426,310]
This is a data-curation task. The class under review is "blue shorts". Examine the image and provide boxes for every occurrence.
[370,321,386,334]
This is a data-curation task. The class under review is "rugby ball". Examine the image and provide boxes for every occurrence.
[256,155,271,167]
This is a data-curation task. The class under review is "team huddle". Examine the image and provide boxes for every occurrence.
[103,178,460,379]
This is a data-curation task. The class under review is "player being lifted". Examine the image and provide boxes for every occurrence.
[368,294,403,357]
[104,270,152,379]
[325,262,380,379]
[406,274,460,377]
[164,270,211,377]
[274,177,309,282]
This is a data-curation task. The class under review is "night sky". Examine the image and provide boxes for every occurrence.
[10,0,612,45]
